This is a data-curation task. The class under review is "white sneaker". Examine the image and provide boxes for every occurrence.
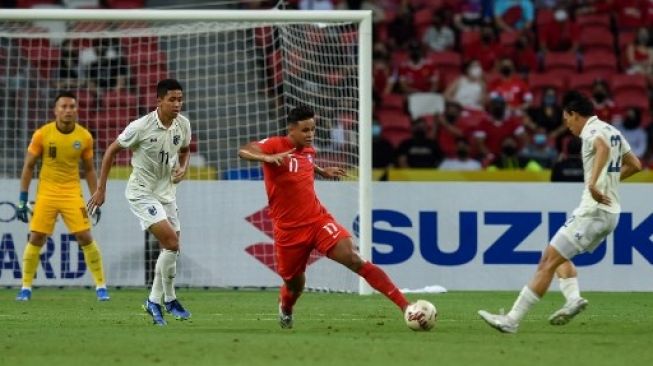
[278,303,293,329]
[478,310,519,334]
[548,297,588,326]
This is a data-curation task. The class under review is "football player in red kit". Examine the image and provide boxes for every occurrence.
[239,106,411,329]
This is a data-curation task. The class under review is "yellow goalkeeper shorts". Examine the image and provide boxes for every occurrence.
[29,193,91,235]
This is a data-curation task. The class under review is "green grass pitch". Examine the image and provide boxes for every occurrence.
[1,289,652,366]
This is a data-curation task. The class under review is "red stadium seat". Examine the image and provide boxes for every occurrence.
[460,31,481,49]
[102,90,140,120]
[74,88,97,123]
[377,110,411,130]
[499,31,519,47]
[381,93,406,111]
[579,29,614,54]
[413,8,433,27]
[391,50,409,68]
[583,51,617,75]
[16,0,56,8]
[614,93,649,111]
[536,9,554,28]
[577,14,611,32]
[568,73,602,96]
[543,52,578,76]
[611,74,648,95]
[427,51,462,75]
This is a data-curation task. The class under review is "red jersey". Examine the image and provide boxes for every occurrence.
[489,77,532,108]
[256,136,328,229]
[398,60,438,92]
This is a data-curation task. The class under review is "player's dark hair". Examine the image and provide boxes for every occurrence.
[157,79,183,98]
[54,91,76,104]
[562,91,594,117]
[287,105,315,125]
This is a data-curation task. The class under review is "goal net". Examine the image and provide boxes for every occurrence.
[0,9,372,293]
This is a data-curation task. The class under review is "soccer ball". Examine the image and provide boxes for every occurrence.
[404,300,437,331]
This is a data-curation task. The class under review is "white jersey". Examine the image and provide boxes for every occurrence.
[578,116,631,214]
[117,110,191,203]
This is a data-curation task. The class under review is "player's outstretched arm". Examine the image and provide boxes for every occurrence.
[238,142,294,166]
[87,140,124,215]
[314,166,347,179]
[620,151,643,181]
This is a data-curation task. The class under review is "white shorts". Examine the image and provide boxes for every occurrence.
[551,208,618,259]
[128,195,180,232]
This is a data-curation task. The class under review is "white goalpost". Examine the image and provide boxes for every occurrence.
[0,9,372,294]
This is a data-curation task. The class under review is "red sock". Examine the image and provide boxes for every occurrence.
[357,262,409,311]
[279,284,302,314]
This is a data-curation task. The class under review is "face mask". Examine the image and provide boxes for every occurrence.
[457,148,469,159]
[500,66,512,77]
[502,145,517,156]
[481,34,492,43]
[554,9,568,22]
[372,124,382,137]
[593,92,606,103]
[534,133,547,145]
[469,66,483,78]
[623,117,640,129]
[413,127,426,139]
[410,51,421,62]
[491,107,505,120]
[445,112,458,123]
[543,94,556,106]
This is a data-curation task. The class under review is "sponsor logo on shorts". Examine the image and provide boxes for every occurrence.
[72,141,81,150]
[148,206,157,216]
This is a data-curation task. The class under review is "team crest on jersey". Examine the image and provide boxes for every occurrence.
[72,141,81,150]
[173,135,181,145]
[307,154,313,164]
[148,206,157,216]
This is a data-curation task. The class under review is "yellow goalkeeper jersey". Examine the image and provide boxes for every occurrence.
[28,121,94,195]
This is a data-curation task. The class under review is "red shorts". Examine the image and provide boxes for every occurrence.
[274,215,351,281]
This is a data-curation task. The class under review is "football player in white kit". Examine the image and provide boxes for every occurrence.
[88,79,192,326]
[479,91,642,334]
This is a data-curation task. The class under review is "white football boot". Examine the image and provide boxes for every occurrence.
[478,310,519,334]
[548,297,588,326]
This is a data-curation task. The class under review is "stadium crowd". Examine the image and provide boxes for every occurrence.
[4,0,653,175]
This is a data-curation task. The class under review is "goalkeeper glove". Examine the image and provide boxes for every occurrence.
[17,191,29,223]
[91,207,101,226]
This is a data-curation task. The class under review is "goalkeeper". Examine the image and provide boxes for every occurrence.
[15,91,109,302]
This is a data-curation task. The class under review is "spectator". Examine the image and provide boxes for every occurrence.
[472,95,527,160]
[372,119,395,168]
[590,79,617,123]
[466,26,502,71]
[398,42,438,94]
[551,137,584,182]
[488,58,533,112]
[494,0,535,32]
[434,101,468,157]
[615,107,648,158]
[439,138,482,170]
[453,0,490,31]
[443,60,486,110]
[507,33,539,74]
[396,118,443,168]
[387,4,415,49]
[372,49,395,97]
[526,87,567,144]
[539,7,580,54]
[519,127,558,168]
[86,38,129,91]
[422,12,455,52]
[57,40,81,90]
[488,137,525,169]
[625,27,653,75]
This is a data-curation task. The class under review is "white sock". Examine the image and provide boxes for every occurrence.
[559,277,581,303]
[159,249,178,303]
[148,253,164,304]
[507,286,540,323]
